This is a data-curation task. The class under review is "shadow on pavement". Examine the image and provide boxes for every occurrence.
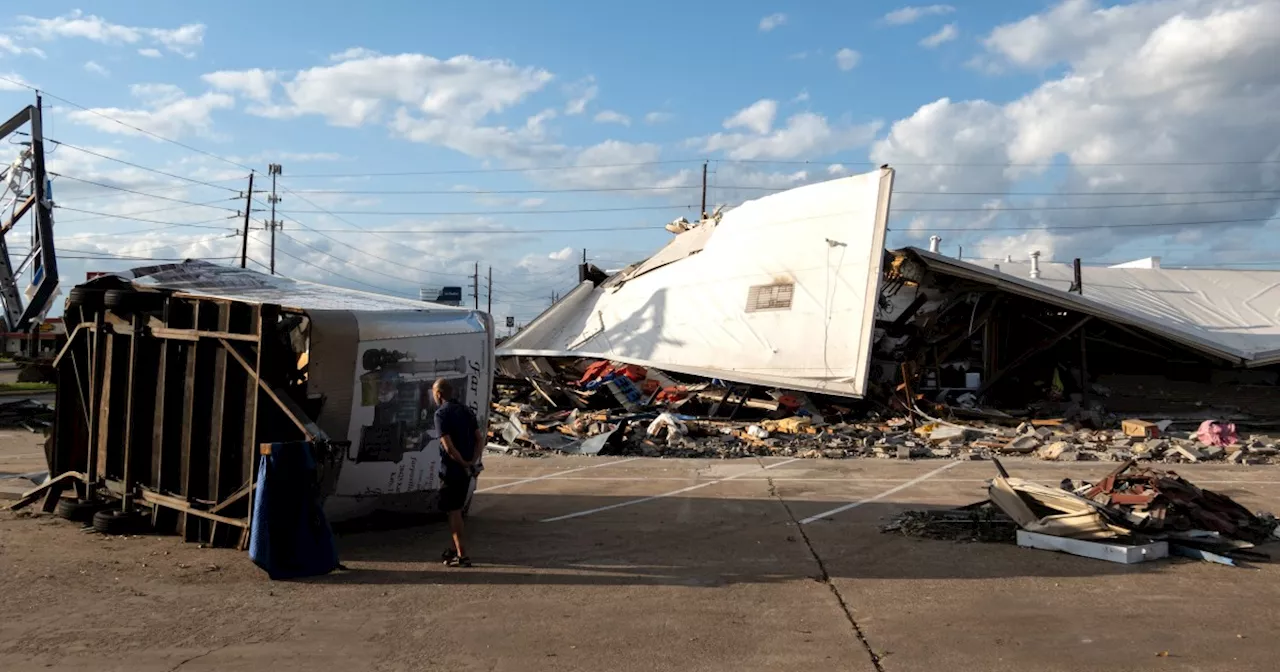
[306,493,1202,586]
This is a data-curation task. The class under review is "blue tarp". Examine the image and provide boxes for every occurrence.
[248,442,340,580]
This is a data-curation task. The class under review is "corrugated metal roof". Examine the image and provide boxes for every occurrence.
[905,248,1280,367]
[110,260,463,313]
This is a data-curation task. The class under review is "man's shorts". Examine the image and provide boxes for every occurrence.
[439,473,472,512]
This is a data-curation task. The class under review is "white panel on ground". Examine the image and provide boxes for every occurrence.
[1016,530,1169,564]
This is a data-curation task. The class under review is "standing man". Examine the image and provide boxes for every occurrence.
[433,378,483,568]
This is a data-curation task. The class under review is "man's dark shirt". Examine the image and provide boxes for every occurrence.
[435,399,478,481]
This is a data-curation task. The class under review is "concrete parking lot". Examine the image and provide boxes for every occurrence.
[3,446,1279,672]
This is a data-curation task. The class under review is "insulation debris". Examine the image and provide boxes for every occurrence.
[972,458,1279,565]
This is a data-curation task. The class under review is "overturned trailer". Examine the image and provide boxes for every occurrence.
[34,261,492,546]
[501,167,896,398]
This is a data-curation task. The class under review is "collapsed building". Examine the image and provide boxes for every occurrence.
[494,167,1280,459]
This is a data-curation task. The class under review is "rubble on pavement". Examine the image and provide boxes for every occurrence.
[885,458,1279,565]
[487,357,1280,463]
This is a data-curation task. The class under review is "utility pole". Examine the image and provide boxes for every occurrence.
[486,266,492,314]
[266,164,282,274]
[239,172,255,269]
[472,262,479,309]
[700,161,708,219]
[582,248,587,264]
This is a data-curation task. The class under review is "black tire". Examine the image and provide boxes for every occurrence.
[92,508,141,535]
[55,498,106,523]
[66,287,106,311]
[103,290,164,313]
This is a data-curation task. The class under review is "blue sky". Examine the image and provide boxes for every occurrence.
[2,1,1279,325]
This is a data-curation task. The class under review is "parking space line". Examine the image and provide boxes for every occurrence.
[799,461,964,525]
[540,458,801,523]
[475,457,642,493]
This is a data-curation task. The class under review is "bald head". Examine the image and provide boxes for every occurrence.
[432,378,453,404]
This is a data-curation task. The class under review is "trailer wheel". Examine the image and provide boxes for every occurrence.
[92,508,142,535]
[66,287,106,310]
[55,498,105,523]
[103,290,164,313]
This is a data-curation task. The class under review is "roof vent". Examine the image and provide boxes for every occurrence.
[928,235,942,253]
[1029,251,1042,279]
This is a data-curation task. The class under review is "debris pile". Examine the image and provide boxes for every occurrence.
[489,357,1280,464]
[880,503,1017,543]
[887,459,1279,566]
[0,399,53,432]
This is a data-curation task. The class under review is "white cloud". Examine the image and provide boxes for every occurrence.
[538,140,695,194]
[792,89,810,103]
[759,13,788,32]
[872,0,1280,262]
[883,5,956,26]
[329,47,380,62]
[252,53,553,128]
[0,35,45,58]
[389,108,566,165]
[212,52,565,165]
[564,76,597,115]
[83,60,108,76]
[835,47,860,71]
[594,110,631,126]
[724,99,778,135]
[65,85,234,139]
[137,48,162,58]
[921,23,959,48]
[18,10,204,56]
[549,246,575,261]
[0,72,33,91]
[202,69,279,102]
[703,111,882,160]
[644,111,674,124]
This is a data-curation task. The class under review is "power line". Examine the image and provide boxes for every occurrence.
[894,196,1280,213]
[287,225,660,234]
[59,255,239,261]
[259,233,411,296]
[56,201,237,224]
[44,178,244,201]
[290,185,703,195]
[719,158,1280,167]
[283,159,704,178]
[0,75,255,172]
[276,231,446,286]
[263,193,472,278]
[275,204,697,217]
[46,140,244,193]
[921,215,1278,233]
[60,223,232,238]
[55,235,235,257]
[281,185,1280,197]
[53,206,237,229]
[274,184,466,265]
[49,172,241,212]
[895,188,1280,197]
